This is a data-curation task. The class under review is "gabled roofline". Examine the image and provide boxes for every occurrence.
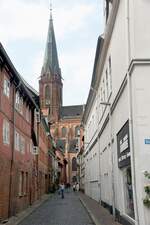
[0,42,39,110]
[82,36,104,124]
[82,0,120,124]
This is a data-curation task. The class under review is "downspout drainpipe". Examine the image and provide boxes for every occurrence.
[8,81,21,217]
[126,1,139,224]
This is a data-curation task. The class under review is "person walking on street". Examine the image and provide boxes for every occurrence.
[76,183,79,191]
[60,182,65,199]
[73,183,76,192]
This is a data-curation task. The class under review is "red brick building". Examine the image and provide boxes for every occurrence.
[0,43,55,221]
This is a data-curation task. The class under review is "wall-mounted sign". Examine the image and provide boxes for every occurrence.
[117,120,131,168]
[145,139,150,145]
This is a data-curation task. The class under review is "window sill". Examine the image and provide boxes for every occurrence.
[18,194,23,198]
[3,142,10,146]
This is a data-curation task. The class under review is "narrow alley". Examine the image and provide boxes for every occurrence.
[18,192,93,225]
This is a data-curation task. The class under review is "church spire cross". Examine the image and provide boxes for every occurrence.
[50,0,52,20]
[41,0,61,78]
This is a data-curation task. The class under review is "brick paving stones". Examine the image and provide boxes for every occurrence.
[18,192,94,225]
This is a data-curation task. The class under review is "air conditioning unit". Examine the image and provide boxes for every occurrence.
[32,146,39,155]
[36,111,40,123]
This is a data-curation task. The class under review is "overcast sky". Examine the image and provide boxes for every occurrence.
[0,0,104,106]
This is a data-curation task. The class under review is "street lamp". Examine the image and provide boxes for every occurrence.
[100,101,115,216]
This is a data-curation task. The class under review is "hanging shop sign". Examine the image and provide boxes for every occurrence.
[117,120,131,168]
[144,139,150,145]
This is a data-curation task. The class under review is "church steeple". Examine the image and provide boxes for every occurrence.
[39,4,63,122]
[41,5,60,77]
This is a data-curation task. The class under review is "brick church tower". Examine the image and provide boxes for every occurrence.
[39,7,84,184]
[39,11,62,122]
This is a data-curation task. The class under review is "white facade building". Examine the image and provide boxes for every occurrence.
[83,1,150,225]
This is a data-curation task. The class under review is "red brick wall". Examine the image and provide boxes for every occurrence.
[38,123,49,196]
[0,154,11,220]
[39,75,62,122]
[0,51,53,220]
[0,67,35,219]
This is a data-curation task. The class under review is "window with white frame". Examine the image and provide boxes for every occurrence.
[25,172,28,194]
[18,171,24,196]
[20,136,25,153]
[3,119,10,144]
[100,87,103,115]
[15,131,25,153]
[3,78,10,97]
[15,131,20,151]
[15,91,23,114]
[108,56,112,93]
[106,69,109,99]
[102,79,105,102]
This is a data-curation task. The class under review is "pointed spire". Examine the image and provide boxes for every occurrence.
[50,1,52,20]
[41,2,60,77]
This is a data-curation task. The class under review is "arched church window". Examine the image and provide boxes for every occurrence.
[75,126,80,137]
[45,85,50,105]
[62,127,67,137]
[72,157,77,171]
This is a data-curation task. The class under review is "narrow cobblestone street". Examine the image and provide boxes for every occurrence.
[18,192,94,225]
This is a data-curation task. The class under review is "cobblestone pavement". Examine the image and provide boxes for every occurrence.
[18,191,94,225]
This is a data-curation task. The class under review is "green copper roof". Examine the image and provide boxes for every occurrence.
[42,12,60,76]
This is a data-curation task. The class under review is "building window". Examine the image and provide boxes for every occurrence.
[3,78,10,97]
[103,79,105,102]
[3,119,10,145]
[108,56,112,93]
[106,69,109,99]
[15,91,23,114]
[20,136,25,153]
[75,126,80,137]
[15,131,20,151]
[72,157,77,171]
[25,172,28,194]
[19,171,24,196]
[15,131,25,153]
[45,85,50,105]
[62,127,67,137]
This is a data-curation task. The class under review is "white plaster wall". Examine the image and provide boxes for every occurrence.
[84,97,98,148]
[131,65,150,225]
[99,122,112,206]
[84,1,150,223]
[96,0,130,210]
[104,0,128,104]
[130,0,150,59]
[84,142,100,202]
[111,85,129,213]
